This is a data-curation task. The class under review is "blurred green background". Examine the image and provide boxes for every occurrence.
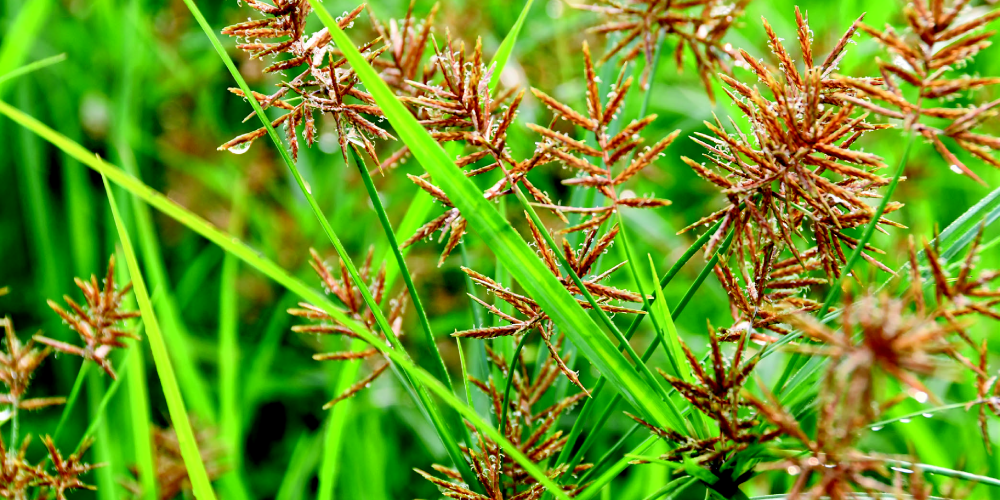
[2,0,999,498]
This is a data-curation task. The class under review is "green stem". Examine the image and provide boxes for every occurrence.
[499,332,532,437]
[350,147,452,390]
[52,361,91,443]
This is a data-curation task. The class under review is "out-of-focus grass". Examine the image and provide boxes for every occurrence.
[0,0,998,498]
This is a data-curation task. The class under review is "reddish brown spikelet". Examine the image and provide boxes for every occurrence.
[288,247,406,409]
[37,256,139,379]
[418,342,591,498]
[837,0,1000,182]
[573,0,750,98]
[220,2,394,163]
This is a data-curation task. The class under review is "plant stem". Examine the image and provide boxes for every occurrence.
[350,147,453,391]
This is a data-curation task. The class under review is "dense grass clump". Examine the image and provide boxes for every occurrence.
[2,0,1000,499]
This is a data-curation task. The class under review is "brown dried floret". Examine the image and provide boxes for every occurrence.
[528,42,678,233]
[573,0,750,98]
[837,0,1000,183]
[36,436,103,500]
[288,247,406,409]
[37,256,139,380]
[366,1,439,93]
[629,326,776,481]
[0,318,64,411]
[397,35,549,265]
[220,2,394,163]
[681,10,902,291]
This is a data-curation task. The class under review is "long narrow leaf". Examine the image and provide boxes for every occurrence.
[103,175,217,500]
[311,0,677,433]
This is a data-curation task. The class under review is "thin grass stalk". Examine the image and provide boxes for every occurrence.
[0,53,65,86]
[121,248,158,500]
[51,361,91,443]
[103,175,217,500]
[456,339,475,411]
[349,147,452,391]
[77,348,133,450]
[317,341,363,500]
[218,182,250,500]
[86,370,116,500]
[0,99,570,499]
[641,476,698,500]
[499,331,532,436]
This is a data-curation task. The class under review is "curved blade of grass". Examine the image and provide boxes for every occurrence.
[77,346,134,450]
[642,477,698,500]
[120,253,158,500]
[313,0,677,433]
[488,0,533,93]
[0,53,66,85]
[1,100,569,500]
[103,175,217,500]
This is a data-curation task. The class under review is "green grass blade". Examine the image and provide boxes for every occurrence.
[122,253,158,500]
[52,362,91,443]
[103,175,217,500]
[312,0,677,433]
[0,0,53,98]
[276,431,320,500]
[218,182,251,500]
[0,53,66,85]
[645,256,691,383]
[576,434,658,500]
[0,99,568,499]
[641,477,698,500]
[77,347,133,450]
[488,0,533,93]
[317,349,362,500]
[456,338,475,411]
